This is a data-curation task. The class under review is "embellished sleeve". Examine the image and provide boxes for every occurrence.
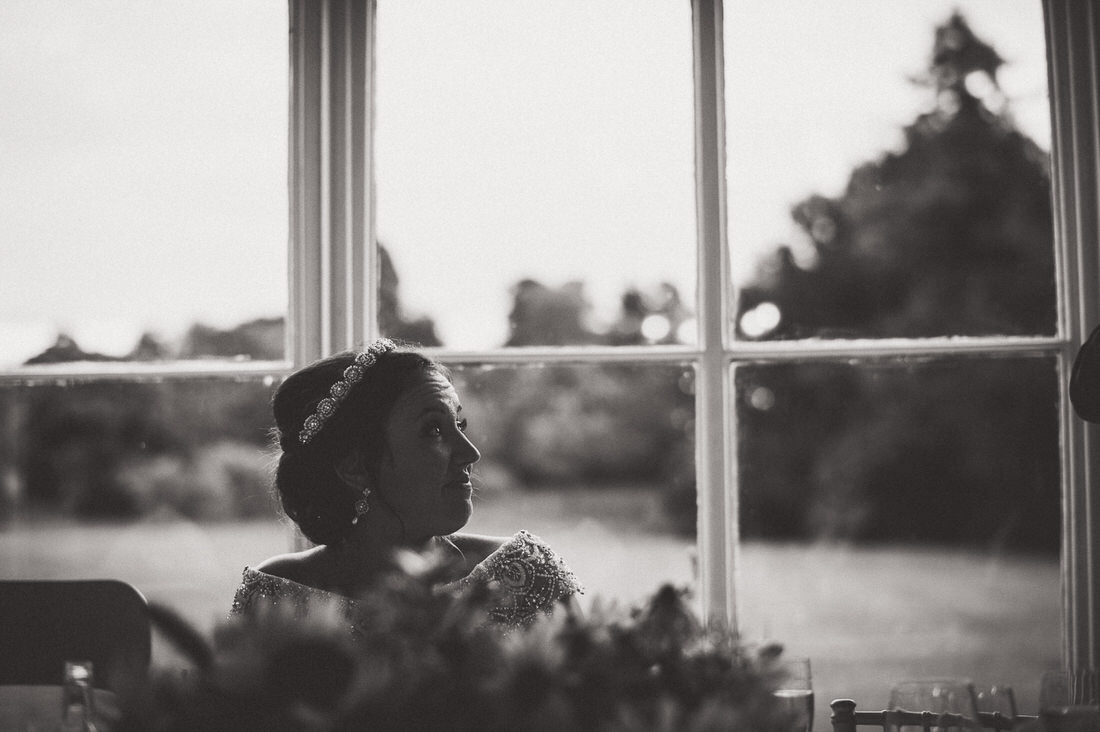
[230,567,347,618]
[451,530,583,627]
[231,567,277,616]
[230,567,369,641]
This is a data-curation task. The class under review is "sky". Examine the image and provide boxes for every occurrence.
[0,1,288,364]
[0,0,1050,366]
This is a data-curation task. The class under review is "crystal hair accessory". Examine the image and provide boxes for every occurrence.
[298,339,397,445]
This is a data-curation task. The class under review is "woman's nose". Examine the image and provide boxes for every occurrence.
[456,430,481,466]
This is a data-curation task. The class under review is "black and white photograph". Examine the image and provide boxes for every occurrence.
[1,1,1097,730]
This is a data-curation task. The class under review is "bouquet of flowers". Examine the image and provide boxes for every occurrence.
[120,561,793,731]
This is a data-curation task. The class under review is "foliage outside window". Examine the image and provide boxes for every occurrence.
[730,10,1060,557]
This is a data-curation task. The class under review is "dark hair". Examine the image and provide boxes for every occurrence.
[1072,323,1100,423]
[272,344,449,545]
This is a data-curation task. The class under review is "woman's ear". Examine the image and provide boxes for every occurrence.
[334,450,370,490]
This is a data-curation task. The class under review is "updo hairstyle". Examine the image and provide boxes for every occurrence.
[272,345,448,545]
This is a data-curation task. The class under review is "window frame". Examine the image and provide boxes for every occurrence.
[1044,0,1100,668]
[0,0,1093,666]
[285,0,1098,662]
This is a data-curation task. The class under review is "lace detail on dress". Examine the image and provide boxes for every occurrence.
[231,567,361,628]
[231,530,582,632]
[443,530,584,627]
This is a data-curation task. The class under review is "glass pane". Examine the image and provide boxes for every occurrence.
[727,1,1055,340]
[451,362,696,608]
[376,0,696,349]
[0,363,696,655]
[0,1,288,368]
[0,377,285,654]
[735,355,1060,729]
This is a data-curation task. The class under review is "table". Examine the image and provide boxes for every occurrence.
[0,685,119,731]
[1016,711,1100,732]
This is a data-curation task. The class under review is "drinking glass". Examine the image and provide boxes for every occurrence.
[61,660,97,731]
[889,678,981,731]
[1040,670,1100,732]
[773,657,814,732]
[974,683,1018,724]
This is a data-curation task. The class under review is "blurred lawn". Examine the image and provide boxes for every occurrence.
[1,487,1059,731]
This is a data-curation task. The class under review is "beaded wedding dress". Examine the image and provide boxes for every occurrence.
[231,530,582,631]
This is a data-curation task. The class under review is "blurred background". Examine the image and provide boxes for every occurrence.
[0,2,1060,729]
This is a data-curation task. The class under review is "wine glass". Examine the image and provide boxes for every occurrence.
[889,678,981,731]
[974,683,1018,721]
[773,657,814,732]
[61,660,97,731]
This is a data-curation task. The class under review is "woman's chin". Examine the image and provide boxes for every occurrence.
[440,500,473,535]
[455,500,473,528]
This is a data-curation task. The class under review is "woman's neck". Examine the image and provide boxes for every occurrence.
[316,516,457,593]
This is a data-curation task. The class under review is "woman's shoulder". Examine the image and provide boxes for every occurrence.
[231,565,304,616]
[449,529,572,563]
[231,549,345,617]
[254,549,322,585]
[448,532,512,566]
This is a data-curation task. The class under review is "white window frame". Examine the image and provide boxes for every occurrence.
[284,0,1099,665]
[1044,0,1100,669]
[0,0,1093,667]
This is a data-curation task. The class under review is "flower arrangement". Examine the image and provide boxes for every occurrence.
[120,561,793,731]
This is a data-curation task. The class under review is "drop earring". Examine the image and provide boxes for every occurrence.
[352,487,371,524]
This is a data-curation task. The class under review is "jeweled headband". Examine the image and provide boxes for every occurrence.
[298,338,397,445]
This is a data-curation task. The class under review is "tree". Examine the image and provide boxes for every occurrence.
[378,244,441,347]
[504,279,598,347]
[461,278,694,499]
[12,241,441,520]
[734,12,1059,552]
[738,12,1054,340]
[23,334,122,365]
[179,318,284,360]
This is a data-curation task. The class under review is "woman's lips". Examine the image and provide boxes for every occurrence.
[444,479,473,494]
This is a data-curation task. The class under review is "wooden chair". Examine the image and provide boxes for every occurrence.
[831,698,1038,731]
[0,580,151,694]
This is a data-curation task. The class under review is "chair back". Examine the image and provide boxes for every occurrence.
[0,580,151,693]
[831,698,1035,731]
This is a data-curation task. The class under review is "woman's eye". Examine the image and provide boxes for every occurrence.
[423,416,466,437]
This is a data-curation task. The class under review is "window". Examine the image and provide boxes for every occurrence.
[291,2,1095,726]
[3,2,1098,729]
[0,1,288,370]
[374,0,696,350]
[0,0,290,640]
[726,0,1066,718]
[370,0,700,606]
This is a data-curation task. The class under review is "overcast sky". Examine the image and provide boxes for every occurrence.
[0,0,1048,365]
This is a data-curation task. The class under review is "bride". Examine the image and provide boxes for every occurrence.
[231,338,582,629]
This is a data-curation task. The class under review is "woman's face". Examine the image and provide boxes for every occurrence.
[376,368,481,543]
